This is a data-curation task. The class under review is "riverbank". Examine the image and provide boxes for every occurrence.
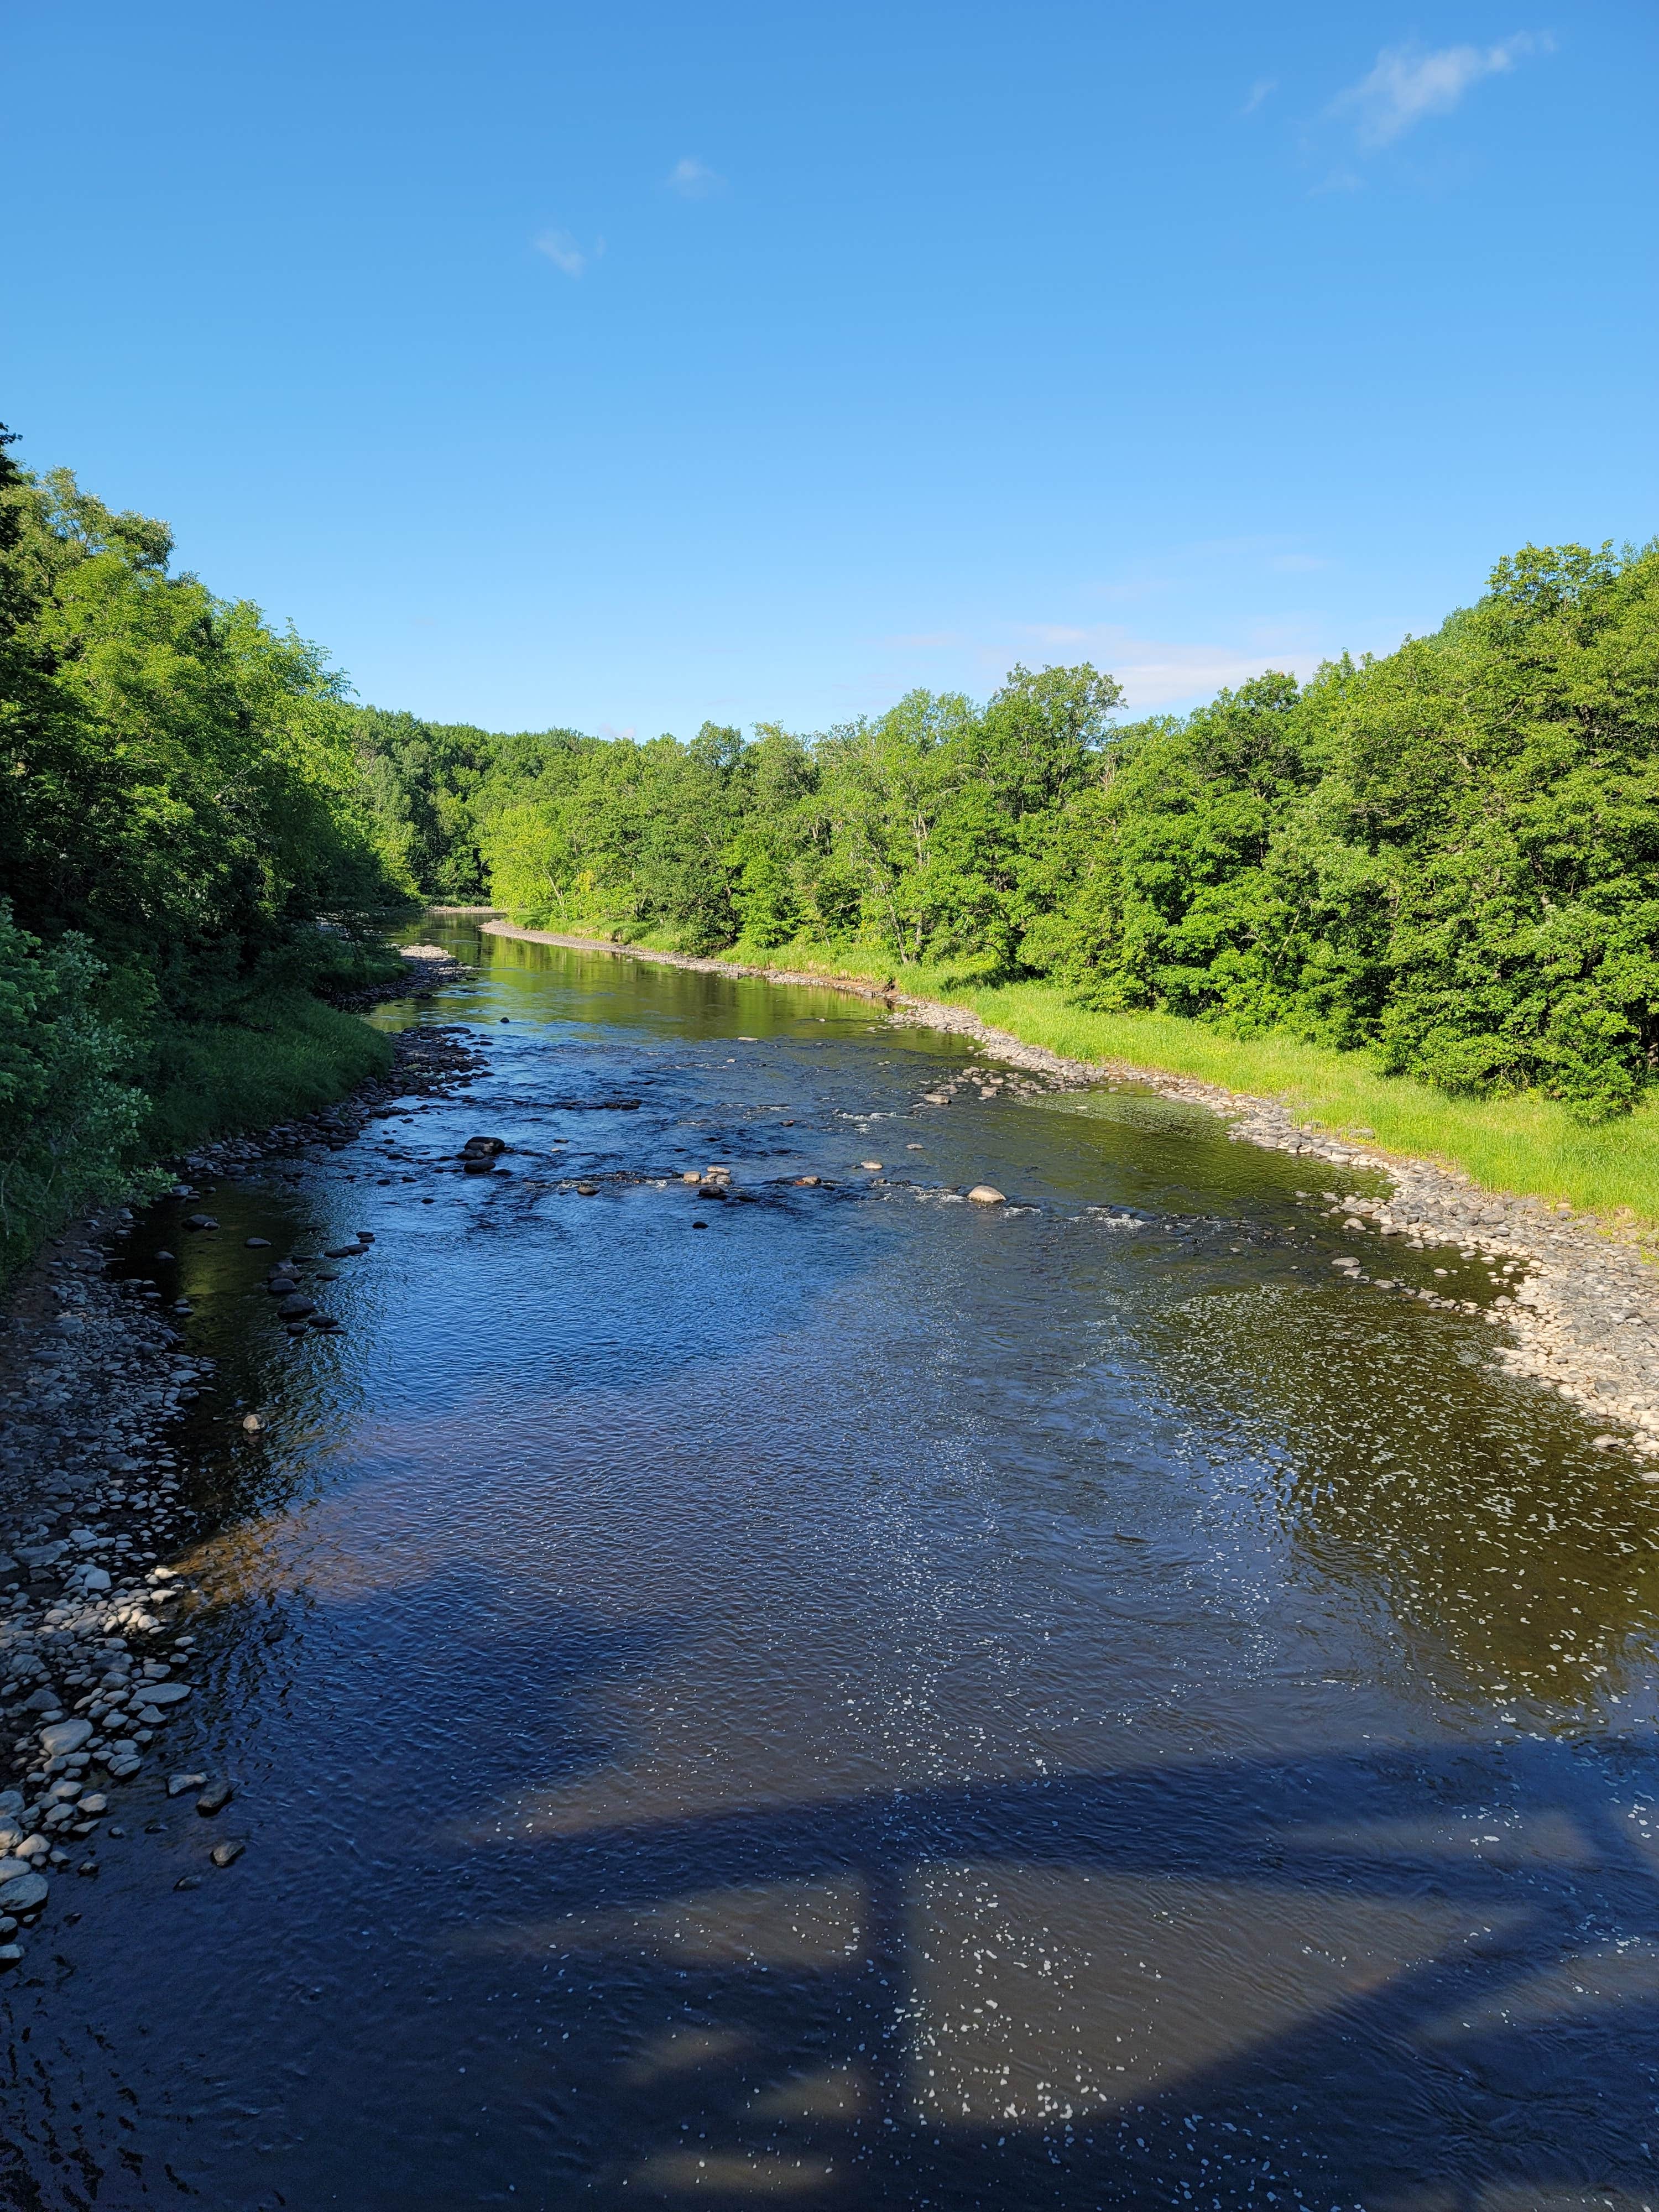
[0,995,488,1974]
[482,917,1659,1464]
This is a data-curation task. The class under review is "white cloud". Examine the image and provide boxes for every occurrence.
[1241,77,1277,116]
[534,227,588,277]
[667,156,723,199]
[1333,33,1550,149]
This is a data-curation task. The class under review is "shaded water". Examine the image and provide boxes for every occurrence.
[9,920,1659,2211]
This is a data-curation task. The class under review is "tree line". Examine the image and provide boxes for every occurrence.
[0,430,400,1273]
[3,422,1653,1277]
[359,539,1659,1119]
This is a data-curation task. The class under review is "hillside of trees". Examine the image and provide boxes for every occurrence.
[0,430,404,1275]
[3,416,1653,1278]
[358,540,1659,1120]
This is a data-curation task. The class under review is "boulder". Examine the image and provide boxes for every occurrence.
[39,1718,93,1757]
[967,1185,1007,1205]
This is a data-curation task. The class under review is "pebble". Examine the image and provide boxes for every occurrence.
[196,1780,234,1816]
[168,1772,208,1798]
[0,1944,22,1969]
[210,1838,246,1867]
[0,1872,49,1913]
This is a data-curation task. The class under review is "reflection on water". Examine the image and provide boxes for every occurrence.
[6,919,1659,2212]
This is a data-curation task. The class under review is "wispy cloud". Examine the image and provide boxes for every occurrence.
[534,227,589,277]
[667,155,723,199]
[1014,625,1303,708]
[1332,33,1551,149]
[1241,77,1277,116]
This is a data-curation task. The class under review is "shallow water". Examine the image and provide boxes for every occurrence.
[9,920,1659,2211]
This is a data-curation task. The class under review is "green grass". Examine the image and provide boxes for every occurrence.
[715,936,1659,1228]
[142,989,394,1156]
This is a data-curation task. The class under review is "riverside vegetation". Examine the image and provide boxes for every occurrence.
[3,416,1657,1273]
[0,429,411,1278]
[357,535,1659,1217]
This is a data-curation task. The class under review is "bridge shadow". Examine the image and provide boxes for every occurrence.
[394,1738,1659,2210]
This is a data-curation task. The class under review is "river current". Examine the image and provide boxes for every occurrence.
[8,918,1659,2211]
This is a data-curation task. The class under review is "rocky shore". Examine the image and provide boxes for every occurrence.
[483,919,1659,1468]
[0,1016,489,1975]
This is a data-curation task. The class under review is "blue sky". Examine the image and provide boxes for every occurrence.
[4,2,1653,737]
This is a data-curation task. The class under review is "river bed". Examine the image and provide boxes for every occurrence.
[7,917,1659,2211]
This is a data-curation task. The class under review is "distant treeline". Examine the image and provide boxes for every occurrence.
[0,430,399,1273]
[358,539,1659,1119]
[3,420,1653,1279]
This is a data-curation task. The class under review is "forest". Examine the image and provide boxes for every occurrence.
[3,420,1656,1278]
[360,539,1659,1120]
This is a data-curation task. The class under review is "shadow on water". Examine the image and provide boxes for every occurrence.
[10,920,1659,2211]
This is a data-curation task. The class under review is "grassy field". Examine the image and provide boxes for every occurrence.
[717,935,1659,1228]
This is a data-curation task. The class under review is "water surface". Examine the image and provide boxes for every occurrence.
[9,920,1659,2211]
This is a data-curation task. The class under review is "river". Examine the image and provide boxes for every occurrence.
[8,916,1659,2211]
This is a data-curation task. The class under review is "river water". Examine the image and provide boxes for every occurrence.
[9,918,1659,2211]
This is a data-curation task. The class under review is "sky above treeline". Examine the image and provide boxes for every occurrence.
[5,2,1652,739]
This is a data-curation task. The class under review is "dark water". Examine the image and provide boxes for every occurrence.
[9,920,1659,2212]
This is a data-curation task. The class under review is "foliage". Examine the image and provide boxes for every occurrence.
[0,426,408,1272]
[0,906,152,1277]
[385,541,1658,1120]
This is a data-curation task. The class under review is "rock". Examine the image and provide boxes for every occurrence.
[39,1719,93,1757]
[196,1780,233,1816]
[79,1567,111,1593]
[0,1858,31,1882]
[107,1755,141,1779]
[168,1772,208,1798]
[859,1160,883,1171]
[0,1944,22,1969]
[680,1171,701,1183]
[0,1872,48,1913]
[1592,1434,1623,1451]
[174,1874,201,1891]
[462,1158,495,1175]
[279,1297,316,1319]
[210,1838,246,1867]
[77,1794,107,1815]
[324,1245,363,1260]
[184,1214,218,1232]
[967,1185,1006,1205]
[461,1136,507,1156]
[144,1683,191,1706]
[575,1183,599,1197]
[245,1237,270,1249]
[242,1412,265,1433]
[792,1176,820,1187]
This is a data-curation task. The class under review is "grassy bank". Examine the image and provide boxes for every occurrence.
[140,988,395,1157]
[713,934,1659,1228]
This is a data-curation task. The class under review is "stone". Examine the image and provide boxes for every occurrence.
[210,1838,246,1867]
[967,1185,1006,1205]
[242,1413,265,1433]
[0,1858,30,1882]
[792,1176,821,1187]
[77,1794,107,1815]
[39,1719,92,1757]
[79,1568,111,1593]
[0,1872,48,1913]
[859,1161,883,1171]
[575,1183,599,1197]
[461,1136,507,1156]
[0,1945,22,1969]
[279,1297,316,1319]
[244,1237,270,1249]
[144,1682,190,1706]
[168,1772,208,1798]
[196,1780,233,1816]
[174,1874,201,1891]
